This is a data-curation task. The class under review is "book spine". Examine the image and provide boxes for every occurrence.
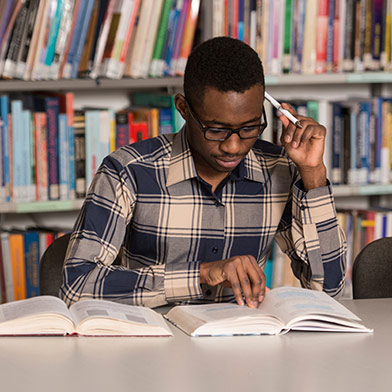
[282,0,293,73]
[11,100,24,202]
[46,97,60,200]
[2,0,30,79]
[0,1,14,45]
[0,95,10,202]
[175,0,200,76]
[23,231,40,298]
[31,0,58,80]
[370,0,384,71]
[115,111,129,149]
[22,0,49,80]
[89,0,116,79]
[0,233,13,302]
[168,0,189,76]
[70,0,94,79]
[332,102,343,185]
[48,0,75,80]
[58,113,69,199]
[149,0,174,77]
[9,233,26,301]
[165,0,185,76]
[73,111,86,198]
[62,0,87,79]
[77,0,100,77]
[42,0,65,79]
[315,0,329,74]
[332,0,340,72]
[326,0,335,72]
[293,0,305,73]
[34,112,49,201]
[15,0,41,79]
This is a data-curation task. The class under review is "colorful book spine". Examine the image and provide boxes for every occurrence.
[0,96,10,202]
[70,0,94,79]
[23,231,40,298]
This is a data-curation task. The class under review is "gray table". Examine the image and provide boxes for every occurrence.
[0,298,390,392]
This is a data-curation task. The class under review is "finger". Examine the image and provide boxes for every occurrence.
[225,265,245,306]
[236,258,258,308]
[280,122,298,145]
[246,256,266,303]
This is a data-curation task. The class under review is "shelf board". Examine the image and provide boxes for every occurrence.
[333,184,392,197]
[265,72,392,86]
[1,72,392,92]
[0,77,184,92]
[0,199,84,213]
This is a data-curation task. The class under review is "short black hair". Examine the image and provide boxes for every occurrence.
[184,36,265,108]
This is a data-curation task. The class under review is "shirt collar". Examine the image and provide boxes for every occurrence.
[166,127,266,187]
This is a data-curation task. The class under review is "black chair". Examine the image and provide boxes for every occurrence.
[39,233,121,297]
[352,237,392,299]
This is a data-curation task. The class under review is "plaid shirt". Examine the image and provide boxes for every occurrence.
[61,128,347,307]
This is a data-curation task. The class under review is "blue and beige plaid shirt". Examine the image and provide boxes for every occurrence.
[60,128,347,307]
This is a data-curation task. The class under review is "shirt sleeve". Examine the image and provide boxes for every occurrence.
[60,155,203,308]
[274,178,347,298]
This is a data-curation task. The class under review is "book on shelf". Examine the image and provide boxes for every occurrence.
[0,296,173,337]
[125,0,158,79]
[149,0,174,77]
[164,286,373,337]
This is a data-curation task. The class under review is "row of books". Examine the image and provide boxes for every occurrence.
[0,0,201,81]
[0,229,68,304]
[266,96,392,186]
[212,0,392,75]
[0,91,185,203]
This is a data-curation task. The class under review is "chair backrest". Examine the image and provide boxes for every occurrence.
[352,237,392,299]
[39,233,121,297]
[39,233,72,297]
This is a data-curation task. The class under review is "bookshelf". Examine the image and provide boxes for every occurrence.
[1,0,392,302]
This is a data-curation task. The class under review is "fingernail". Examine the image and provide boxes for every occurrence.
[258,295,264,303]
[292,141,298,148]
[285,135,291,142]
[296,121,303,128]
[239,298,244,306]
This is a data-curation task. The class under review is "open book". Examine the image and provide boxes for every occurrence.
[164,287,373,336]
[0,296,172,336]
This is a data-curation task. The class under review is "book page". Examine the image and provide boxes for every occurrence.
[0,296,71,323]
[260,287,362,325]
[70,299,164,327]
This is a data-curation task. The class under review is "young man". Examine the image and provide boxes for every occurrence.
[61,37,346,308]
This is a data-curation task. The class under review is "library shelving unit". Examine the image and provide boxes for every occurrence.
[1,73,392,221]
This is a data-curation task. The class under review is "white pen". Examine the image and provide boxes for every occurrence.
[264,91,302,128]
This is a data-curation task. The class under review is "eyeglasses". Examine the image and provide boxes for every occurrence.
[186,99,268,141]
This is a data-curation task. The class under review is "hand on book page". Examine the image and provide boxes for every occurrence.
[200,255,266,308]
[164,287,373,337]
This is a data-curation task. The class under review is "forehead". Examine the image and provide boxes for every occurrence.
[198,85,264,122]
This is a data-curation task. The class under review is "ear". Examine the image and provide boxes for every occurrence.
[174,94,188,121]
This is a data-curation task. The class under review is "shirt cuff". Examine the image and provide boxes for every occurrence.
[293,179,337,225]
[164,261,203,302]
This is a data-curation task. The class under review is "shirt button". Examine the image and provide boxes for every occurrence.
[214,201,220,207]
[205,289,212,296]
[300,205,306,210]
[212,247,218,253]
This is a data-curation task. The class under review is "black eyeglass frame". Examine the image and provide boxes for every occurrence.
[185,98,268,141]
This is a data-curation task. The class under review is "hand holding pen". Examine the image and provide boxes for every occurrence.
[264,91,327,190]
[264,92,302,128]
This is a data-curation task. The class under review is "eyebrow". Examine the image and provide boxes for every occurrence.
[203,116,262,127]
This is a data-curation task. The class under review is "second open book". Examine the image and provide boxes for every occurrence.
[0,296,172,336]
[164,287,373,336]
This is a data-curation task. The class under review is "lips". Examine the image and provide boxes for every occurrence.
[216,157,242,169]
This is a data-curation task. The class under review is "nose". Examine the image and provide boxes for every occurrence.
[219,133,243,155]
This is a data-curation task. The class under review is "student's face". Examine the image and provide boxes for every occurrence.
[176,85,264,183]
